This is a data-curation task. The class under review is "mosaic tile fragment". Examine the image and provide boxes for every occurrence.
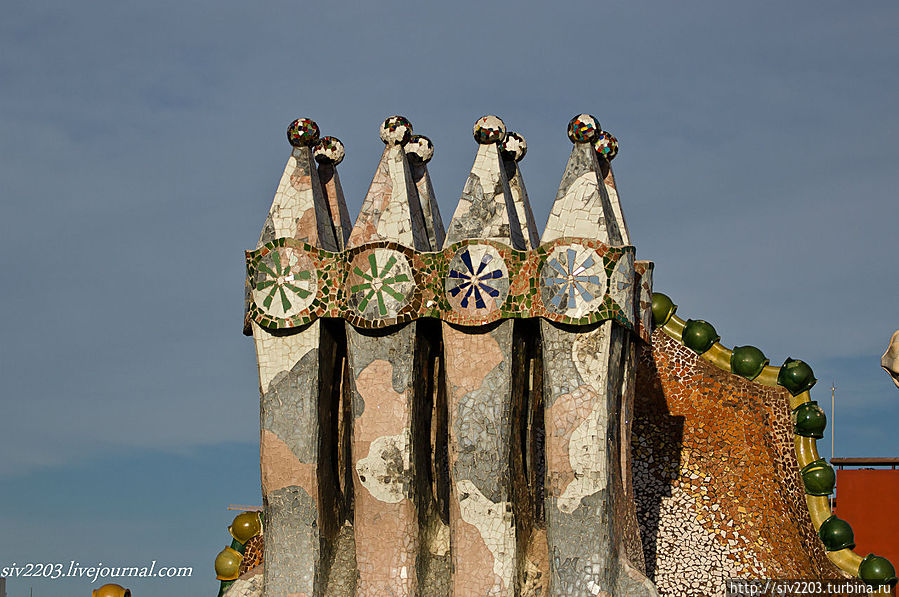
[542,139,623,246]
[501,131,540,249]
[445,115,525,249]
[316,136,352,250]
[634,331,844,596]
[595,130,629,246]
[406,134,446,250]
[348,117,428,249]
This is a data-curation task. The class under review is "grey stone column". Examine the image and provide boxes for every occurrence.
[442,116,531,597]
[539,119,657,597]
[343,117,445,597]
[250,121,342,597]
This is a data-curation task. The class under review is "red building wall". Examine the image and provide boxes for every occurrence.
[835,469,899,568]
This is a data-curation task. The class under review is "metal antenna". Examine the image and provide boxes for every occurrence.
[830,381,837,512]
[831,381,836,461]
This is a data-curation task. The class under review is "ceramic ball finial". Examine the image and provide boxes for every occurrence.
[287,118,321,147]
[473,115,507,144]
[314,136,345,165]
[567,114,600,143]
[594,130,619,161]
[380,115,413,145]
[500,131,527,162]
[405,135,434,164]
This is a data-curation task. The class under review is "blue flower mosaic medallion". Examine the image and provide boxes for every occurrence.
[540,244,607,318]
[445,244,509,318]
[251,246,317,319]
[610,251,635,324]
[347,248,415,320]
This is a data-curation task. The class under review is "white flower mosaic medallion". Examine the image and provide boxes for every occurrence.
[251,246,317,319]
[540,244,607,318]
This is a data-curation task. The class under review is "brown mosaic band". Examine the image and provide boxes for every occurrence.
[245,236,650,335]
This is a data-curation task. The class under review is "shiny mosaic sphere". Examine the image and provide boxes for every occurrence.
[594,130,619,160]
[286,118,320,147]
[473,115,507,144]
[405,134,434,164]
[380,115,413,145]
[500,131,527,162]
[682,319,720,355]
[567,113,601,143]
[651,292,677,326]
[778,358,817,396]
[313,136,345,165]
[800,458,836,496]
[792,400,827,439]
[214,546,243,581]
[730,345,769,381]
[91,585,131,597]
[229,510,262,544]
[818,515,855,551]
[859,554,898,588]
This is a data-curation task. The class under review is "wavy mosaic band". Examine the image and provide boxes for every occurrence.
[245,237,653,338]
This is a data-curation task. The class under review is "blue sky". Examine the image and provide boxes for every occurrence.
[1,2,897,595]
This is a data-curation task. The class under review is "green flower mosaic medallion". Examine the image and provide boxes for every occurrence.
[347,248,415,319]
[251,246,317,319]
